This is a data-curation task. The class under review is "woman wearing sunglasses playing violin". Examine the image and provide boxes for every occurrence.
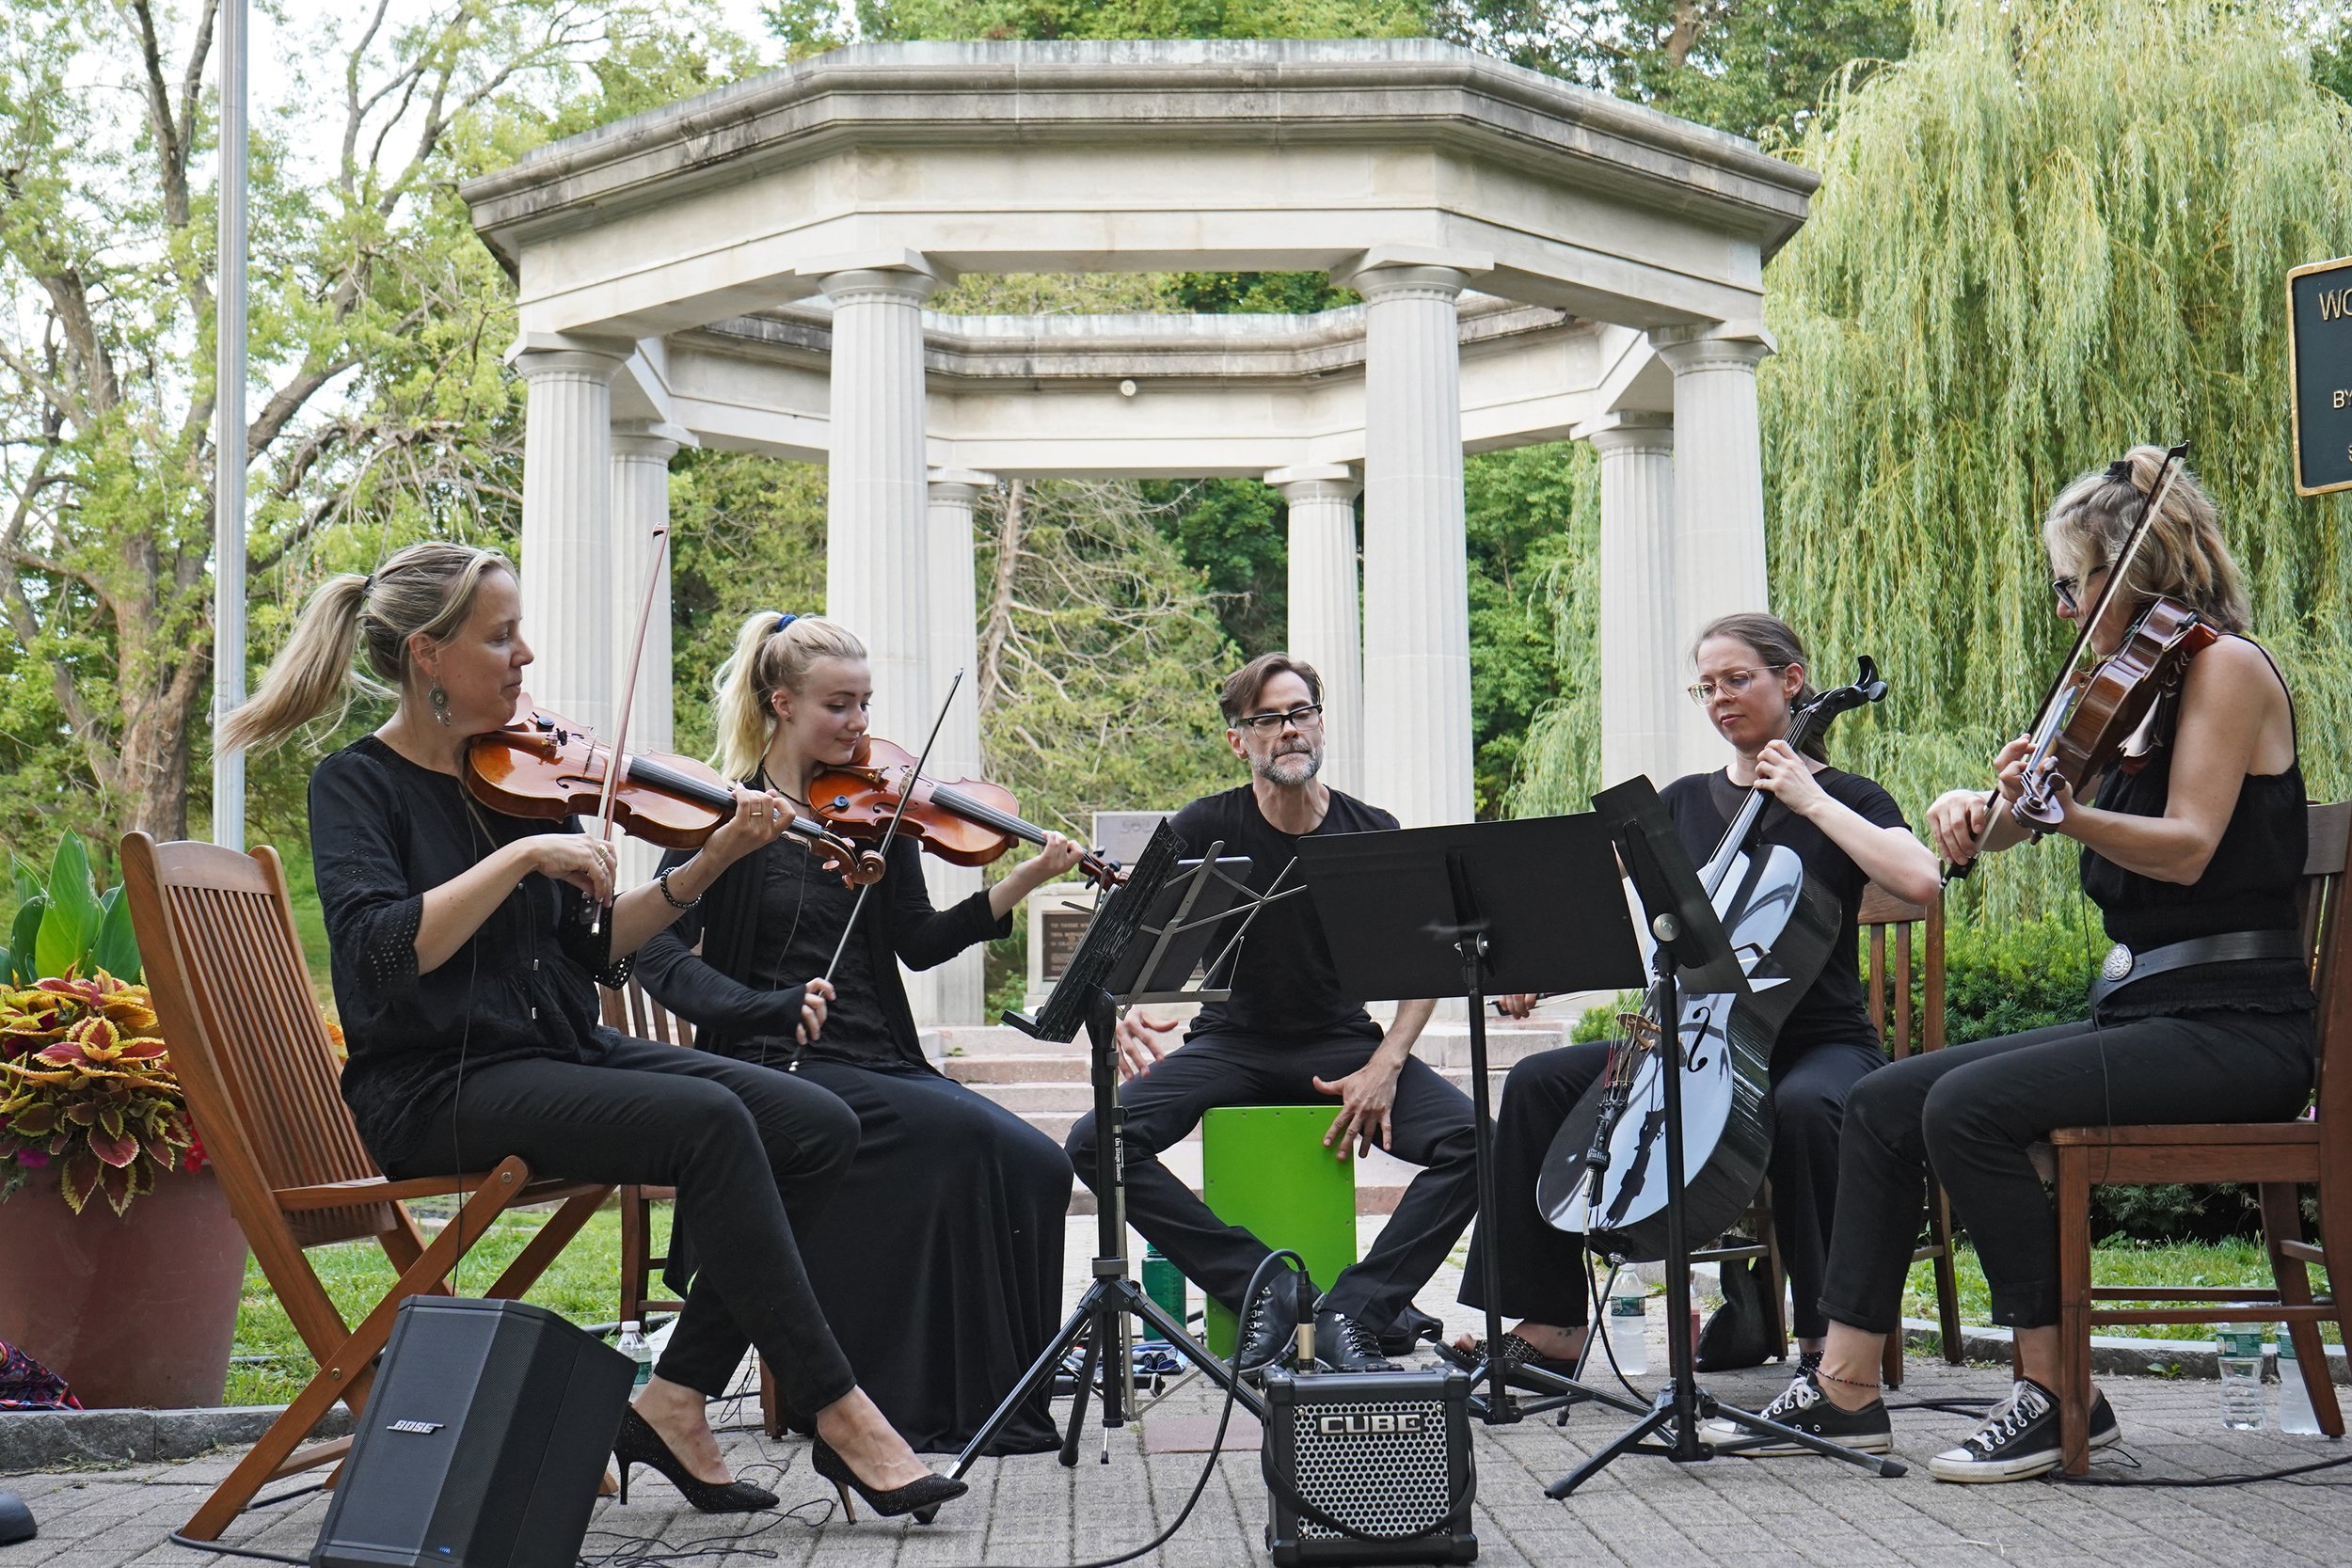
[1736,449,2312,1483]
[1464,612,1940,1385]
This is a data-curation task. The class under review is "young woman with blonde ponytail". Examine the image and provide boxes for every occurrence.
[635,611,1079,1455]
[236,545,964,1523]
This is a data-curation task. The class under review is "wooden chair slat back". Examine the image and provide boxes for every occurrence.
[2302,802,2352,1164]
[601,976,693,1049]
[121,834,391,1246]
[1859,881,1942,1061]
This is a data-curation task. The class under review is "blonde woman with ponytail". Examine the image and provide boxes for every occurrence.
[635,611,1080,1456]
[242,546,965,1523]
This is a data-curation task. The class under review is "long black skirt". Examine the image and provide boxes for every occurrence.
[794,1056,1074,1454]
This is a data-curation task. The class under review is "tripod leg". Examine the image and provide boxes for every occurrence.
[1545,1395,1680,1499]
[1060,1324,1104,1470]
[1121,1283,1270,1420]
[950,1292,1102,1480]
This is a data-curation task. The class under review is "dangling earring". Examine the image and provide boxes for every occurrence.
[429,683,451,725]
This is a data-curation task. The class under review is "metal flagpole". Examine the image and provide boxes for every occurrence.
[211,0,249,848]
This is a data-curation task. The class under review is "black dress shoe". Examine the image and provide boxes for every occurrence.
[612,1405,780,1513]
[1378,1305,1442,1356]
[1237,1270,1318,1375]
[1313,1307,1401,1373]
[809,1437,968,1525]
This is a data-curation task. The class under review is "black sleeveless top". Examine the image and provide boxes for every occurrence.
[2078,637,2313,1018]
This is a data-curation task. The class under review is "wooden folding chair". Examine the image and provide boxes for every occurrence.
[121,833,613,1542]
[2045,800,2352,1472]
[596,977,788,1437]
[1692,881,1964,1387]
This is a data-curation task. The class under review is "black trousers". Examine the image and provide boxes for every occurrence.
[1459,1036,1882,1339]
[386,1034,863,1415]
[1065,1028,1477,1325]
[1818,1009,2314,1332]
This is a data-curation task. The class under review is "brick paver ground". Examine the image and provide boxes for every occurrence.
[8,1219,2346,1567]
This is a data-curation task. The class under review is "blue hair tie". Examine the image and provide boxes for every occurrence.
[773,612,799,636]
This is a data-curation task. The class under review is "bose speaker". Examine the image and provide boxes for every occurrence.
[1260,1366,1477,1566]
[310,1295,633,1568]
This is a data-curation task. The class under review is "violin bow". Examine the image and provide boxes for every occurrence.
[589,525,672,930]
[822,667,966,985]
[1946,441,2189,879]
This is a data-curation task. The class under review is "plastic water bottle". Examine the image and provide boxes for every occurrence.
[2216,1327,2265,1430]
[617,1320,653,1391]
[1608,1292,1649,1376]
[2277,1324,2322,1435]
[1142,1245,1186,1328]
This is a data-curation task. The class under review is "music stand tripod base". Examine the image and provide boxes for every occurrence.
[951,827,1269,1476]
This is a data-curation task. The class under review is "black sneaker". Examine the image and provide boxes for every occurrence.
[1236,1271,1316,1375]
[1313,1307,1402,1373]
[1701,1369,1894,1456]
[1928,1378,2117,1481]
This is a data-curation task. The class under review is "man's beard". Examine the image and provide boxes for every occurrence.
[1254,744,1323,785]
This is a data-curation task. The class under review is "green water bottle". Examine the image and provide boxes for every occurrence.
[1142,1245,1186,1329]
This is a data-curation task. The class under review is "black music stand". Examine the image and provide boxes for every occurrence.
[1294,814,1651,1427]
[1546,777,1905,1496]
[952,822,1266,1475]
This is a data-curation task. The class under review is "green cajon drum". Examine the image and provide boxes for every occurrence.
[1200,1105,1359,1358]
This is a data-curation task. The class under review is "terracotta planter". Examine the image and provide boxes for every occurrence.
[0,1164,249,1408]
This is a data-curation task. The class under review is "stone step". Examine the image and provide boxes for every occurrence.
[954,1069,1516,1117]
[1064,1141,1421,1217]
[925,1015,1591,1064]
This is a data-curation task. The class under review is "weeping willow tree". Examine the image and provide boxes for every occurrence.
[1674,0,2352,924]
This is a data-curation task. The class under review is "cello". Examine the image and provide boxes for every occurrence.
[1534,658,1888,1260]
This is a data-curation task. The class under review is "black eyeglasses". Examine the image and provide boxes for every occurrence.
[1234,704,1325,733]
[2052,561,2110,612]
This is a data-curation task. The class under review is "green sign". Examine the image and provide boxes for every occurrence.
[2288,255,2352,498]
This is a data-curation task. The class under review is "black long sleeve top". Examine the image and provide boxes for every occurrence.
[310,735,628,1168]
[636,832,1009,1070]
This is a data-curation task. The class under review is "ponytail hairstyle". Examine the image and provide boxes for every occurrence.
[2042,446,2249,635]
[709,611,869,780]
[220,542,516,753]
[1692,610,1829,763]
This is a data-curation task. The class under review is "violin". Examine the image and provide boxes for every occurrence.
[1948,441,2201,872]
[465,701,885,885]
[806,736,1123,890]
[2012,596,2215,828]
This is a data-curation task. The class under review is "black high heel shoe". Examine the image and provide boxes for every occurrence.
[612,1404,779,1513]
[809,1436,967,1525]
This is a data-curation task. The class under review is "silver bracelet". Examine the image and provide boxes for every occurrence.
[656,866,699,911]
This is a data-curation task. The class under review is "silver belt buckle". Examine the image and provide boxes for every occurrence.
[2100,942,2136,984]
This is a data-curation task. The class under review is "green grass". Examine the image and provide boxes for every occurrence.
[1903,1238,2339,1347]
[227,1204,656,1406]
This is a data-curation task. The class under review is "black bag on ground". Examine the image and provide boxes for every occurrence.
[1695,1257,1777,1371]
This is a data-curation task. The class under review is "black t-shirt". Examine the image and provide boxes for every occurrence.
[1170,784,1398,1043]
[1660,765,1910,1052]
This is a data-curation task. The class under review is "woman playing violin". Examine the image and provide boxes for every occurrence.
[635,612,1078,1454]
[222,544,963,1522]
[1462,612,1939,1381]
[1746,449,2313,1482]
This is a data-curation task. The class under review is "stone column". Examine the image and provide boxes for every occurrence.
[511,344,627,737]
[1351,265,1473,827]
[909,467,994,1027]
[1650,325,1775,778]
[822,265,939,741]
[1267,464,1364,798]
[611,420,689,890]
[1584,417,1680,789]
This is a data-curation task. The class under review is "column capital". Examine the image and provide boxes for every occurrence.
[1647,324,1777,375]
[611,420,691,463]
[1264,463,1361,504]
[1331,244,1492,298]
[504,339,629,382]
[1578,412,1675,458]
[1341,264,1471,306]
[927,466,996,500]
[803,250,950,307]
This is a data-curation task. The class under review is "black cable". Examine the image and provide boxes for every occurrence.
[2050,1448,2352,1488]
[165,1529,309,1564]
